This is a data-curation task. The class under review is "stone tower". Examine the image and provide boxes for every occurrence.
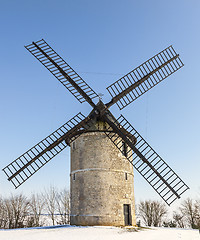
[69,121,136,226]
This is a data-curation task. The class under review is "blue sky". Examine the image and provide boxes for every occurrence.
[0,0,199,211]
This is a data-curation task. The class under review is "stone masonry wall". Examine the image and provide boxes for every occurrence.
[70,131,136,226]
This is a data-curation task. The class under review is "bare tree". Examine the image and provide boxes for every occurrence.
[10,194,30,228]
[173,211,185,228]
[138,200,154,226]
[4,194,29,229]
[0,196,7,228]
[180,198,199,229]
[56,189,70,224]
[43,186,58,225]
[29,193,45,227]
[138,200,168,227]
[195,198,200,228]
[4,197,14,228]
[152,201,168,227]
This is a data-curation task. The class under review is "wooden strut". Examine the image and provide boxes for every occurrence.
[32,42,97,109]
[106,55,180,109]
[103,113,180,199]
[7,116,92,181]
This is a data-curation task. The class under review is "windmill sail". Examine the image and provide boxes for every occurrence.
[25,39,98,107]
[106,46,184,110]
[2,40,188,206]
[3,113,90,189]
[104,113,189,205]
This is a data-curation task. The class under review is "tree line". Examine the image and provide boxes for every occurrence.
[0,187,199,229]
[137,198,200,229]
[0,186,70,229]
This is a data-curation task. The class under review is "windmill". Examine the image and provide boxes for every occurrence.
[3,39,189,226]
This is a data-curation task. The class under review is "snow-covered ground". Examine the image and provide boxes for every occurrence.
[0,225,199,240]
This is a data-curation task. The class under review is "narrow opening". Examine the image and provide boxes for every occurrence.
[122,142,127,157]
[72,141,76,150]
[125,172,128,180]
[124,204,132,226]
[73,173,75,181]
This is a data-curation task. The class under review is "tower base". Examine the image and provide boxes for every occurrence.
[70,128,136,226]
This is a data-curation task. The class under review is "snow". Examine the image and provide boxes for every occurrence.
[0,225,199,240]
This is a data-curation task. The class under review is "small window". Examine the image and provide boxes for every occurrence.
[73,173,75,181]
[72,141,76,150]
[125,172,128,180]
[122,142,127,157]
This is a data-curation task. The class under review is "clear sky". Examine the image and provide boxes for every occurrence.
[0,0,199,212]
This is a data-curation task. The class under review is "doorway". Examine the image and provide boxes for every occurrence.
[123,204,132,226]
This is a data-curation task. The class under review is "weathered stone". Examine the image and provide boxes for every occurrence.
[70,131,136,226]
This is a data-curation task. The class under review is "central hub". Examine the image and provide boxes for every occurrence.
[94,100,108,119]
